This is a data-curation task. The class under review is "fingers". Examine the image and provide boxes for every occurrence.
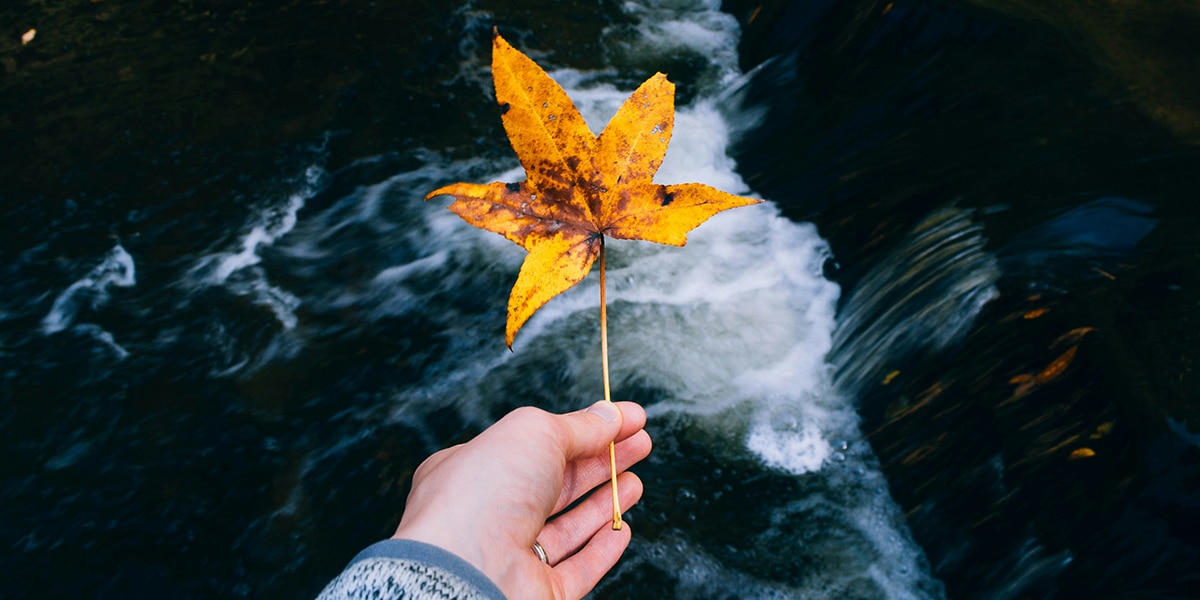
[538,471,644,564]
[553,429,652,515]
[548,401,648,511]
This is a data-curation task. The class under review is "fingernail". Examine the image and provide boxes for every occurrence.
[586,401,619,423]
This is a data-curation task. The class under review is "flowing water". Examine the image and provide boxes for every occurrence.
[3,0,1197,598]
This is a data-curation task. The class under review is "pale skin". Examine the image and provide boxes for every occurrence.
[393,401,653,600]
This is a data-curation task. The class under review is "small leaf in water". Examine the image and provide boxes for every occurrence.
[1004,345,1081,403]
[1036,345,1078,383]
[1052,326,1096,348]
[1090,421,1114,439]
[1068,447,1096,460]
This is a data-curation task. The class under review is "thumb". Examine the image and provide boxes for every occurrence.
[556,401,624,462]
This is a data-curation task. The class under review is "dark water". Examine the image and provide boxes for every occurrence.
[3,0,1198,598]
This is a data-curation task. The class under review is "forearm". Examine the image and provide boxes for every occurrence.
[317,539,506,600]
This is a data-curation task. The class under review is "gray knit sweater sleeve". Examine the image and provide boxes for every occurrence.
[317,539,507,600]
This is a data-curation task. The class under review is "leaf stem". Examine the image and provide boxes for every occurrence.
[599,238,622,531]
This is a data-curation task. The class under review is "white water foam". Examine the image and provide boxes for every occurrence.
[42,244,137,335]
[205,165,321,285]
[191,164,326,331]
[41,244,136,358]
[605,0,743,88]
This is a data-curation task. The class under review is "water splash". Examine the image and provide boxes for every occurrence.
[41,244,137,350]
[202,165,325,285]
[191,163,327,331]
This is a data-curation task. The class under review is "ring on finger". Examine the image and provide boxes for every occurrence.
[532,541,549,564]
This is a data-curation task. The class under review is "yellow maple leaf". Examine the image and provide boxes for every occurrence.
[426,29,761,348]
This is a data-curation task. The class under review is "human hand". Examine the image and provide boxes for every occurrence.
[392,401,652,600]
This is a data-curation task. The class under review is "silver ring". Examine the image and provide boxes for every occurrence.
[532,541,549,564]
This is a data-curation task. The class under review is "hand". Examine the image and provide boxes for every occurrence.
[392,401,653,600]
